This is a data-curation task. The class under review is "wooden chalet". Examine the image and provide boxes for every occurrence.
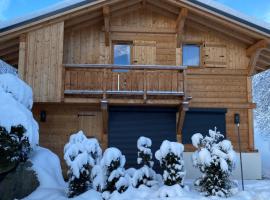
[0,0,269,178]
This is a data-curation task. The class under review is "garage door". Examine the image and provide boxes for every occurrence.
[109,106,177,169]
[182,108,227,144]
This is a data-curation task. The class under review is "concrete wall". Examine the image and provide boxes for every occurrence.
[183,152,262,180]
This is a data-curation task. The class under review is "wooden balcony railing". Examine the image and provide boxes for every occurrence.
[63,64,187,100]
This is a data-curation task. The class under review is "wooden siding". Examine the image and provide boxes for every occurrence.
[16,7,256,153]
[33,103,105,176]
[183,24,252,151]
[24,22,64,102]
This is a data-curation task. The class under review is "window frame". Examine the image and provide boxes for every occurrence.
[112,41,133,65]
[182,42,203,67]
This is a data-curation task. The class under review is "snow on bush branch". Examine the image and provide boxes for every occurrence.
[191,127,237,197]
[155,140,186,186]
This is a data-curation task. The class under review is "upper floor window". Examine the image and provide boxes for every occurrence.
[182,44,200,67]
[113,43,131,65]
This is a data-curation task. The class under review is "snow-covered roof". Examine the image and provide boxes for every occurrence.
[0,0,270,36]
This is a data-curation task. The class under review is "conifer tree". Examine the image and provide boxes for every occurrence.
[64,131,102,198]
[99,147,129,194]
[0,125,31,171]
[132,136,157,188]
[191,128,237,197]
[155,140,185,186]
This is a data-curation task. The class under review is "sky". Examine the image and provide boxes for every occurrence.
[0,0,270,24]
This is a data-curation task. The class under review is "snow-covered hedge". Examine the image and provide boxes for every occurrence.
[191,128,237,197]
[132,136,158,188]
[0,73,38,149]
[64,131,102,197]
[155,140,186,186]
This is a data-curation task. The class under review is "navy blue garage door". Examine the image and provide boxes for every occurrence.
[109,106,177,169]
[182,108,227,144]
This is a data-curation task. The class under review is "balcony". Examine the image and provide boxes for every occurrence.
[63,64,188,105]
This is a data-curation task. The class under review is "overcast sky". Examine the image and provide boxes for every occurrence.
[0,0,270,24]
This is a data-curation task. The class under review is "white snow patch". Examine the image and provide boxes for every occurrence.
[0,73,38,149]
[30,146,66,189]
[191,133,203,148]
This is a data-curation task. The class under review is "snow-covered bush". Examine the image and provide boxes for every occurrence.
[64,131,102,198]
[0,73,38,150]
[155,140,185,186]
[0,125,31,172]
[95,147,129,194]
[191,128,237,197]
[132,136,158,188]
[137,136,153,167]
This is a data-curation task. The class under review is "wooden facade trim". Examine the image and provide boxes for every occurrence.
[18,34,27,80]
[176,8,188,47]
[246,39,270,57]
[103,6,110,46]
[64,63,187,70]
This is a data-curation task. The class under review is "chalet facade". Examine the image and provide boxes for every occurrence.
[0,0,270,179]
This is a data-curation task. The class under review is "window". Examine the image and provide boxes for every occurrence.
[113,43,131,65]
[182,44,200,66]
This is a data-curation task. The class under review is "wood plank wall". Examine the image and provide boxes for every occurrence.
[32,103,104,176]
[183,25,252,151]
[24,22,64,102]
[23,8,255,154]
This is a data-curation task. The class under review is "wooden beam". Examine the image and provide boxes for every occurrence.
[176,8,188,47]
[103,6,110,46]
[177,101,189,140]
[0,45,19,56]
[0,38,19,51]
[64,63,187,70]
[246,39,270,57]
[109,25,176,34]
[18,34,27,80]
[100,99,108,135]
[260,53,270,62]
[248,49,262,76]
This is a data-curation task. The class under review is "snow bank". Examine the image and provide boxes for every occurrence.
[30,147,66,189]
[0,74,33,109]
[0,73,38,149]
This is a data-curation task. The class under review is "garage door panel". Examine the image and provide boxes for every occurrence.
[182,108,227,144]
[109,107,176,169]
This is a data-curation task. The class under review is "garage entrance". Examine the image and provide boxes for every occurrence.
[108,106,177,169]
